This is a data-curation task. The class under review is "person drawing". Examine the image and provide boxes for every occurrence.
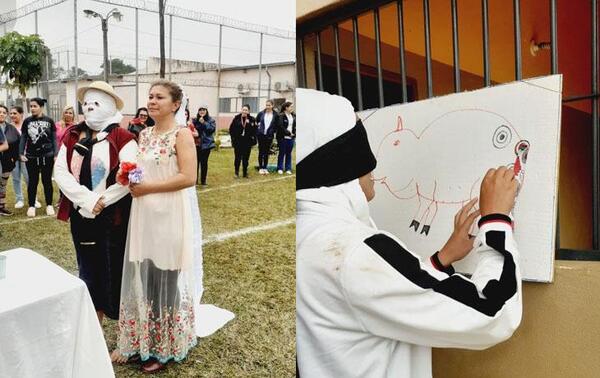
[296,89,522,378]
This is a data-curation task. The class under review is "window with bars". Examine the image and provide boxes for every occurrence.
[298,0,600,260]
[219,98,232,113]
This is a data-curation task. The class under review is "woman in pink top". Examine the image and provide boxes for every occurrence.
[56,105,75,145]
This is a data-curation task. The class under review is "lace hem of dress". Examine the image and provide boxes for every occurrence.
[117,295,197,363]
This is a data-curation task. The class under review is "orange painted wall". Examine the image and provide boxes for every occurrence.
[302,0,595,249]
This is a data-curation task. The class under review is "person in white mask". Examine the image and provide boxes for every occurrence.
[296,89,523,378]
[54,81,138,326]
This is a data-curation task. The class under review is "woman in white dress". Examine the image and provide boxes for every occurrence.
[111,80,201,373]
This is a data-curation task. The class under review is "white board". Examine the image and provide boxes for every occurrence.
[360,75,562,282]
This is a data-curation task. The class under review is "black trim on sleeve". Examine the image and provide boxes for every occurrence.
[478,213,513,228]
[430,251,455,275]
[364,233,517,317]
[296,120,377,190]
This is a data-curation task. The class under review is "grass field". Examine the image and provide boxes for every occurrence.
[0,146,296,377]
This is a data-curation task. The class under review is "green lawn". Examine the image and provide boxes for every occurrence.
[0,147,296,377]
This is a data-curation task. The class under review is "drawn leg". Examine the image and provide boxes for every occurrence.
[410,194,423,232]
[419,181,438,236]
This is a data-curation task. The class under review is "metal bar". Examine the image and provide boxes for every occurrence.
[217,25,223,112]
[299,0,405,36]
[74,0,78,112]
[168,14,172,80]
[423,0,433,98]
[258,33,264,102]
[563,93,600,102]
[451,0,460,92]
[513,0,522,80]
[333,24,343,96]
[397,0,408,102]
[550,0,558,74]
[482,0,490,86]
[36,9,39,96]
[135,7,139,110]
[593,0,599,249]
[352,17,363,110]
[316,31,324,91]
[45,53,49,98]
[374,8,384,107]
[297,38,306,88]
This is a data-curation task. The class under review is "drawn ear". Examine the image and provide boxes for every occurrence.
[396,116,404,131]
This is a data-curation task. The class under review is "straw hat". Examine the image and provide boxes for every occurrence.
[77,81,124,110]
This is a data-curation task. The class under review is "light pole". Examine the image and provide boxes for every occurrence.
[83,8,122,83]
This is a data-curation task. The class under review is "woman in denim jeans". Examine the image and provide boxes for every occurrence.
[9,106,40,209]
[276,101,295,174]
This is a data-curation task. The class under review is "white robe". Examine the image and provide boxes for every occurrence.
[296,180,523,378]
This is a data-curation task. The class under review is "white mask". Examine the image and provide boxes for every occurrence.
[82,89,123,131]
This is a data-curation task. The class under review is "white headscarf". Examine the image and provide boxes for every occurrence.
[82,89,123,131]
[175,92,189,127]
[296,88,375,228]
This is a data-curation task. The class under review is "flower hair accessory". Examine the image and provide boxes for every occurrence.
[117,162,143,185]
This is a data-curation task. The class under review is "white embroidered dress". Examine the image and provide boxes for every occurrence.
[117,126,203,363]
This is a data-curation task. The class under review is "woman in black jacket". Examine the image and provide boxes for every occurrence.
[276,101,296,174]
[229,104,257,178]
[255,100,278,174]
[193,105,216,186]
[0,105,20,216]
[19,97,57,217]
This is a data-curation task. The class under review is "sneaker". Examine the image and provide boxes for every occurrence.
[46,205,55,216]
[286,170,292,175]
[0,207,13,216]
[27,207,35,217]
[277,170,283,175]
[34,200,41,209]
[14,200,24,209]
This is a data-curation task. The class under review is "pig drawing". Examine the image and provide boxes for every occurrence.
[371,108,529,236]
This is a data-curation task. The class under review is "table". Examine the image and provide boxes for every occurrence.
[0,248,115,378]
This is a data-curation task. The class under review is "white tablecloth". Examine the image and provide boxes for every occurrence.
[0,248,115,378]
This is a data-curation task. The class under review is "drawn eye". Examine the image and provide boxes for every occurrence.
[493,125,512,149]
[393,140,400,146]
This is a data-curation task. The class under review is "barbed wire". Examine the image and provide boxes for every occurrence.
[91,0,295,39]
[0,0,67,24]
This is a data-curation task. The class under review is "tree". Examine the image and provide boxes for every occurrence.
[159,0,166,78]
[67,66,87,78]
[100,58,136,75]
[0,32,47,99]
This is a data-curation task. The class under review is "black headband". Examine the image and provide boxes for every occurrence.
[296,120,377,190]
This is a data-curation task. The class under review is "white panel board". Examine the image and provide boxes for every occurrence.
[360,75,562,282]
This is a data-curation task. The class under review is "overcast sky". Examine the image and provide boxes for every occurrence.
[6,0,295,75]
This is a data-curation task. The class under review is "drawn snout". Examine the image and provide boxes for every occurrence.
[515,140,530,163]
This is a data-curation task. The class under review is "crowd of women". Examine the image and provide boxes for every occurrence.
[0,97,295,218]
[1,80,244,373]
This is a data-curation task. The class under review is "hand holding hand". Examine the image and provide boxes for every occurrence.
[92,196,105,215]
[438,198,480,266]
[479,166,518,217]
